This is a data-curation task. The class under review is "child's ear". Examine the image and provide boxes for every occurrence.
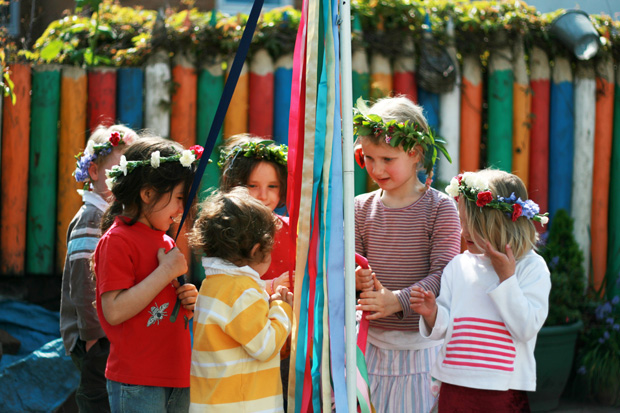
[408,147,422,163]
[140,187,154,205]
[88,162,100,181]
[250,243,261,260]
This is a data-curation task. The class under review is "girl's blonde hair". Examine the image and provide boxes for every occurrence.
[88,124,136,165]
[462,169,538,259]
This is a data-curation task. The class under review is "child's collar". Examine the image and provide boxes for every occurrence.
[201,257,265,287]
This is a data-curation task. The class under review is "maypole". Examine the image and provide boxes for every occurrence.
[339,0,357,410]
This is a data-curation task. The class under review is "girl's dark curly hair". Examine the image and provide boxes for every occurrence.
[100,136,197,233]
[219,134,287,209]
[189,187,279,266]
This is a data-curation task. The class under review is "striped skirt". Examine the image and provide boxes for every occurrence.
[366,342,441,413]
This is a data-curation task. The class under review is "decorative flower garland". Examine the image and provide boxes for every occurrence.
[352,98,451,177]
[105,145,204,190]
[445,172,549,224]
[217,140,288,168]
[74,131,135,189]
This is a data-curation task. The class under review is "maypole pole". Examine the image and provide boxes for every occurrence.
[338,0,356,410]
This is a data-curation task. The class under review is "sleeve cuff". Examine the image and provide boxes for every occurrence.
[394,289,412,319]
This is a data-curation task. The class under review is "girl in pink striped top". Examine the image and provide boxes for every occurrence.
[353,96,461,412]
[411,169,551,411]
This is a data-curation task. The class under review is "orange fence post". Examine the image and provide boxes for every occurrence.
[56,66,88,274]
[1,63,32,275]
[170,52,198,271]
[591,58,614,292]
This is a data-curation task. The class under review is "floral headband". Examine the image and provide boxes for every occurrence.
[352,98,451,177]
[445,172,549,224]
[74,131,135,189]
[217,140,288,169]
[105,145,205,191]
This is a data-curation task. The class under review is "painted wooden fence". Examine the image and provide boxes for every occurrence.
[1,40,619,292]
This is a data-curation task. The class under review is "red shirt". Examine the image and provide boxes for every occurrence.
[261,215,293,282]
[94,217,191,387]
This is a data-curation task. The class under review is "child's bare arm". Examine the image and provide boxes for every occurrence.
[101,247,187,325]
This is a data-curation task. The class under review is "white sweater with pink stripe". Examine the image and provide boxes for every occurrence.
[420,250,551,391]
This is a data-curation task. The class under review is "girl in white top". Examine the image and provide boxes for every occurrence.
[410,169,551,411]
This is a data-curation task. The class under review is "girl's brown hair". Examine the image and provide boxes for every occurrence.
[100,136,197,233]
[219,134,287,209]
[462,169,538,259]
[189,187,278,266]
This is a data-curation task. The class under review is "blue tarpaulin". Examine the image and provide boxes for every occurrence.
[0,300,79,412]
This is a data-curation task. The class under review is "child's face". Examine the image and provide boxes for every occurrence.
[247,161,281,211]
[138,183,185,232]
[92,148,123,198]
[361,139,420,195]
[458,197,483,254]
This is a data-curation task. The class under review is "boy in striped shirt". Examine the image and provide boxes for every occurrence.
[189,188,293,412]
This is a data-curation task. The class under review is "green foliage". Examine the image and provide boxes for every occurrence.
[571,284,620,406]
[539,209,585,326]
[20,0,620,67]
[28,0,156,66]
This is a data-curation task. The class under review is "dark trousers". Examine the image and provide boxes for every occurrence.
[70,337,111,413]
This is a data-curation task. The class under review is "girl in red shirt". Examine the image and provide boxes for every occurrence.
[94,137,201,412]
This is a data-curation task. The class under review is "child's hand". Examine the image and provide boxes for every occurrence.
[356,275,401,320]
[276,285,294,307]
[157,247,188,281]
[409,286,438,329]
[173,280,198,312]
[409,285,437,318]
[274,271,293,291]
[482,241,516,283]
[355,266,374,292]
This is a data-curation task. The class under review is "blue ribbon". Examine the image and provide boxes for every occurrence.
[173,0,265,284]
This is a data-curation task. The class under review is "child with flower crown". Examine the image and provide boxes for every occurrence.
[188,187,293,412]
[92,136,202,412]
[353,96,461,412]
[60,124,137,413]
[410,169,551,411]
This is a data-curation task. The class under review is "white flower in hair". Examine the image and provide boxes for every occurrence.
[179,150,195,168]
[445,177,460,198]
[105,177,115,191]
[84,140,96,156]
[540,216,549,225]
[151,151,161,168]
[120,155,128,176]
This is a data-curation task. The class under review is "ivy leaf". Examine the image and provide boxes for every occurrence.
[355,96,370,116]
[437,144,452,163]
[356,125,372,136]
[40,39,65,62]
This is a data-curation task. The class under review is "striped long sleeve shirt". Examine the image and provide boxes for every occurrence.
[355,188,461,331]
[190,257,292,413]
[60,191,109,355]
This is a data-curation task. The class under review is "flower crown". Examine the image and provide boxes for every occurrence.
[217,140,288,169]
[445,172,549,224]
[105,145,205,191]
[74,131,135,188]
[352,98,451,176]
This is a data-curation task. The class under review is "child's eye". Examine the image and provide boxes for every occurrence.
[246,184,257,188]
[384,158,394,162]
[269,185,279,189]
